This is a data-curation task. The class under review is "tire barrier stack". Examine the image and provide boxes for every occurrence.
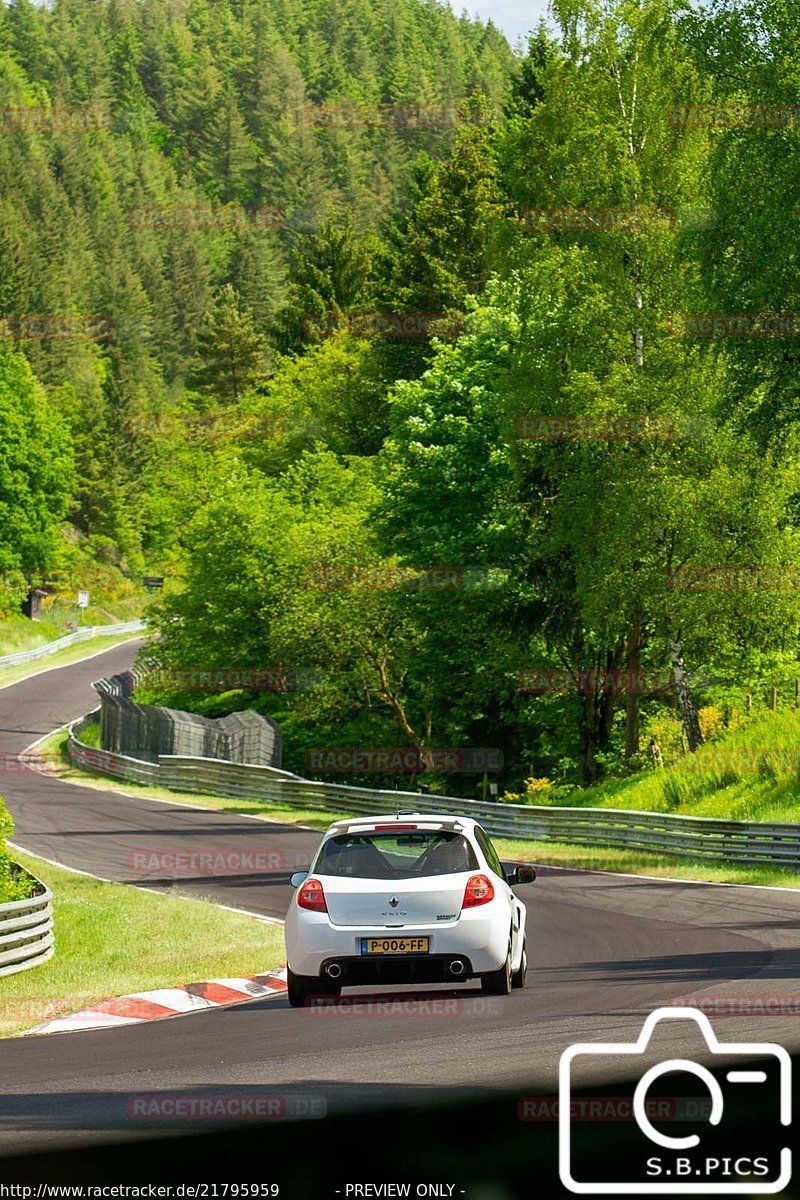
[0,870,54,977]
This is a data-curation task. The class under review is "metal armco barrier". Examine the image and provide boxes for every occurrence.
[0,620,145,670]
[68,715,800,870]
[0,871,54,977]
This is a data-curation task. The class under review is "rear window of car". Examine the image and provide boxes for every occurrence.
[474,825,505,879]
[313,830,479,879]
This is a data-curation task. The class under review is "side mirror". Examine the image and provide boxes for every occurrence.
[507,864,536,885]
[290,871,309,888]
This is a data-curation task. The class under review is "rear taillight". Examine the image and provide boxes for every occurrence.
[462,874,495,909]
[297,878,327,912]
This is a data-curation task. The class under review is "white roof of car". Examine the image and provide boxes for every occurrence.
[325,812,478,836]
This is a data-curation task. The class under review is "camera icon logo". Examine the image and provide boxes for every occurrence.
[559,1007,791,1194]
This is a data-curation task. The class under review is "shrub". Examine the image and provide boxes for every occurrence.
[643,709,685,764]
[524,776,553,796]
[501,776,558,805]
[698,704,727,742]
[0,795,34,903]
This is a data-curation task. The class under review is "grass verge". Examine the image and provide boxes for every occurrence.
[0,632,142,691]
[0,847,284,1038]
[0,615,66,656]
[551,710,800,823]
[43,730,800,891]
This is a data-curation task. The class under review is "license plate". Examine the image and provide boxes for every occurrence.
[360,936,430,956]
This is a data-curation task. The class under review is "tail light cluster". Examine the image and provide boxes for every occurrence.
[462,874,495,909]
[297,877,327,912]
[299,874,494,913]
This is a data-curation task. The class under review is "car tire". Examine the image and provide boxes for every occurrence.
[481,939,513,996]
[512,937,527,989]
[286,968,321,1008]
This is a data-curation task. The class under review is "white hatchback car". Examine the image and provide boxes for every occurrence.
[284,812,535,1007]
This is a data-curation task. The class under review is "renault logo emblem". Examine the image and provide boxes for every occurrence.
[389,896,400,908]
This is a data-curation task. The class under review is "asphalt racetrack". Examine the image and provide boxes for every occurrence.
[1,642,800,1156]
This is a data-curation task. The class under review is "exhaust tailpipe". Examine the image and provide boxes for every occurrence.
[449,959,466,977]
[326,962,343,979]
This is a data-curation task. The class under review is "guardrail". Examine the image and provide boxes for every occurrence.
[67,715,800,870]
[0,870,54,977]
[0,620,145,669]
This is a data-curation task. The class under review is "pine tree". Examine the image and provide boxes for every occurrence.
[278,214,377,350]
[504,26,560,118]
[4,0,50,82]
[382,94,508,313]
[208,82,259,203]
[193,284,266,404]
[110,22,154,138]
[0,0,514,568]
[162,232,214,376]
[227,225,286,336]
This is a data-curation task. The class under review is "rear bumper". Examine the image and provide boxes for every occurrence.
[285,903,511,977]
[319,953,474,986]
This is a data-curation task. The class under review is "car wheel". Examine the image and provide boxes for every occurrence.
[481,938,513,996]
[286,968,318,1008]
[512,937,527,989]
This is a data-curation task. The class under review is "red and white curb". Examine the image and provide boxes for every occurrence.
[27,966,288,1036]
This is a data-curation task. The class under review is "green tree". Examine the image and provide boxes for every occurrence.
[0,352,74,591]
[685,0,800,445]
[494,0,715,758]
[193,285,266,405]
[240,335,392,470]
[279,214,377,351]
[206,82,259,203]
[504,25,559,118]
[380,253,800,783]
[382,95,508,316]
[147,453,430,774]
